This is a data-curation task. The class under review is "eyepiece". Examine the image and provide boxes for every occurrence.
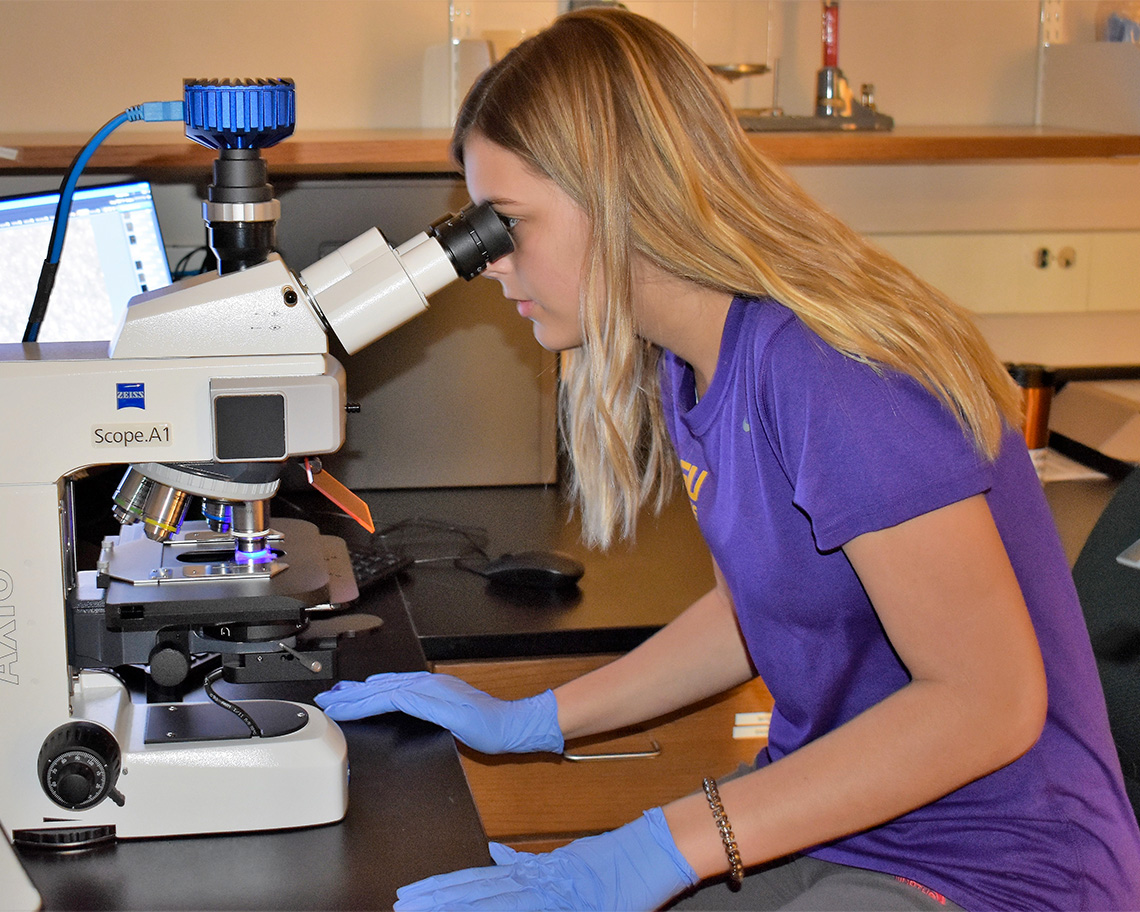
[429,202,514,280]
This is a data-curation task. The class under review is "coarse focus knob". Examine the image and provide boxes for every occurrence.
[38,722,125,811]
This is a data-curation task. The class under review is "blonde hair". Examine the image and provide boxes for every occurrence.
[453,8,1022,550]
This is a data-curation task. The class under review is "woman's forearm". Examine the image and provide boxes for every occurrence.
[666,666,1044,879]
[554,579,755,740]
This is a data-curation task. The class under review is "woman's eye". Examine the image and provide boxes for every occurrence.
[497,214,519,231]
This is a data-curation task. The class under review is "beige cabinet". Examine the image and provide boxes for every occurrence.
[433,654,773,852]
[870,230,1140,315]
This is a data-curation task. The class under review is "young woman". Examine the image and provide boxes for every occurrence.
[316,9,1140,910]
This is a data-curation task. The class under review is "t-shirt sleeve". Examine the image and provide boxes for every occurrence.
[757,321,995,552]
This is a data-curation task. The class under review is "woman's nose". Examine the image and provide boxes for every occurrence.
[483,254,512,281]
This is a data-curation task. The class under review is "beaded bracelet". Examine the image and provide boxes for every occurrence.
[702,776,744,889]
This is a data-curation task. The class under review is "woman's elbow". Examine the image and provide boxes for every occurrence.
[993,653,1049,766]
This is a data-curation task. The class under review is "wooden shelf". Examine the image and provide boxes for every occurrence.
[746,125,1140,164]
[0,129,458,175]
[2,125,1138,176]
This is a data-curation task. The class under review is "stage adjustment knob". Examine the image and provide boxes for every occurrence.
[38,721,125,811]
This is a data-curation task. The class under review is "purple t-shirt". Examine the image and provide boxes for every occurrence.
[661,297,1140,911]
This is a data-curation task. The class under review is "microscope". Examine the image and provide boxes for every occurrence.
[0,79,512,849]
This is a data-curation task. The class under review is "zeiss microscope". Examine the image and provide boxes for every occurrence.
[0,80,512,849]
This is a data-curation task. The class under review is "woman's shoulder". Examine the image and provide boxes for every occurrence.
[731,295,790,328]
[731,296,834,372]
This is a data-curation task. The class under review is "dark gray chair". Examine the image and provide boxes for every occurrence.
[1072,468,1140,820]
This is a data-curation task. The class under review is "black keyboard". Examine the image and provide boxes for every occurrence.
[348,548,414,593]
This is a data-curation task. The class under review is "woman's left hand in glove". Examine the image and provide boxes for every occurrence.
[393,807,698,911]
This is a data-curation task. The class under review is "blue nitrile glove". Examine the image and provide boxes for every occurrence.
[393,808,699,911]
[313,671,564,754]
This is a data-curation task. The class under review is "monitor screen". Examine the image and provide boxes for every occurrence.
[0,180,172,343]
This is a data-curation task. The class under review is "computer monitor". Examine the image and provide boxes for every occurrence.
[0,180,172,343]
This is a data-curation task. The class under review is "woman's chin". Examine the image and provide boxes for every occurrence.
[532,324,583,353]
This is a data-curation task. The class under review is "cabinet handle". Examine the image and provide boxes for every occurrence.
[562,739,661,762]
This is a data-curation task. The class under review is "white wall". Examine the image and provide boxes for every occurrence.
[0,0,1060,132]
[0,0,449,131]
[3,3,1139,274]
[773,0,1042,124]
[4,2,1139,283]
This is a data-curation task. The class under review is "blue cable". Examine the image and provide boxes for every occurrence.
[23,100,184,343]
[47,110,133,263]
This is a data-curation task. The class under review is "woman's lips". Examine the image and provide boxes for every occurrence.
[515,299,535,319]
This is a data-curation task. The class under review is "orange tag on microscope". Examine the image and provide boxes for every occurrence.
[304,458,375,533]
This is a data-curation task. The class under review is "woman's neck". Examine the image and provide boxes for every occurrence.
[633,266,733,397]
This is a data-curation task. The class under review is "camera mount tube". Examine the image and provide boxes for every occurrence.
[183,79,296,274]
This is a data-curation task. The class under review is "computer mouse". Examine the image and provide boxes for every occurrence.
[478,550,585,590]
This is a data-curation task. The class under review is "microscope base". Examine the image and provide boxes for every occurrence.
[10,671,348,847]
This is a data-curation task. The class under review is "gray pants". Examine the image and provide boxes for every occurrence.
[666,854,967,911]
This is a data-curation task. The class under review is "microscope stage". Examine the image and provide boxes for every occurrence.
[96,517,356,629]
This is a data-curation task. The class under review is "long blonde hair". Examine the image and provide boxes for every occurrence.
[452,8,1022,550]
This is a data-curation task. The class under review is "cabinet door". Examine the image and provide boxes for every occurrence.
[871,231,1094,314]
[433,655,773,851]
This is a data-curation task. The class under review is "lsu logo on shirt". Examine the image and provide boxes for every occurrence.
[679,459,707,517]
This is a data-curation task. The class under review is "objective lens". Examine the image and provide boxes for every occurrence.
[231,499,271,561]
[202,499,233,533]
[111,467,153,525]
[142,484,191,543]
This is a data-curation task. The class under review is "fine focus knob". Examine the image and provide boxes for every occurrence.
[38,722,124,811]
